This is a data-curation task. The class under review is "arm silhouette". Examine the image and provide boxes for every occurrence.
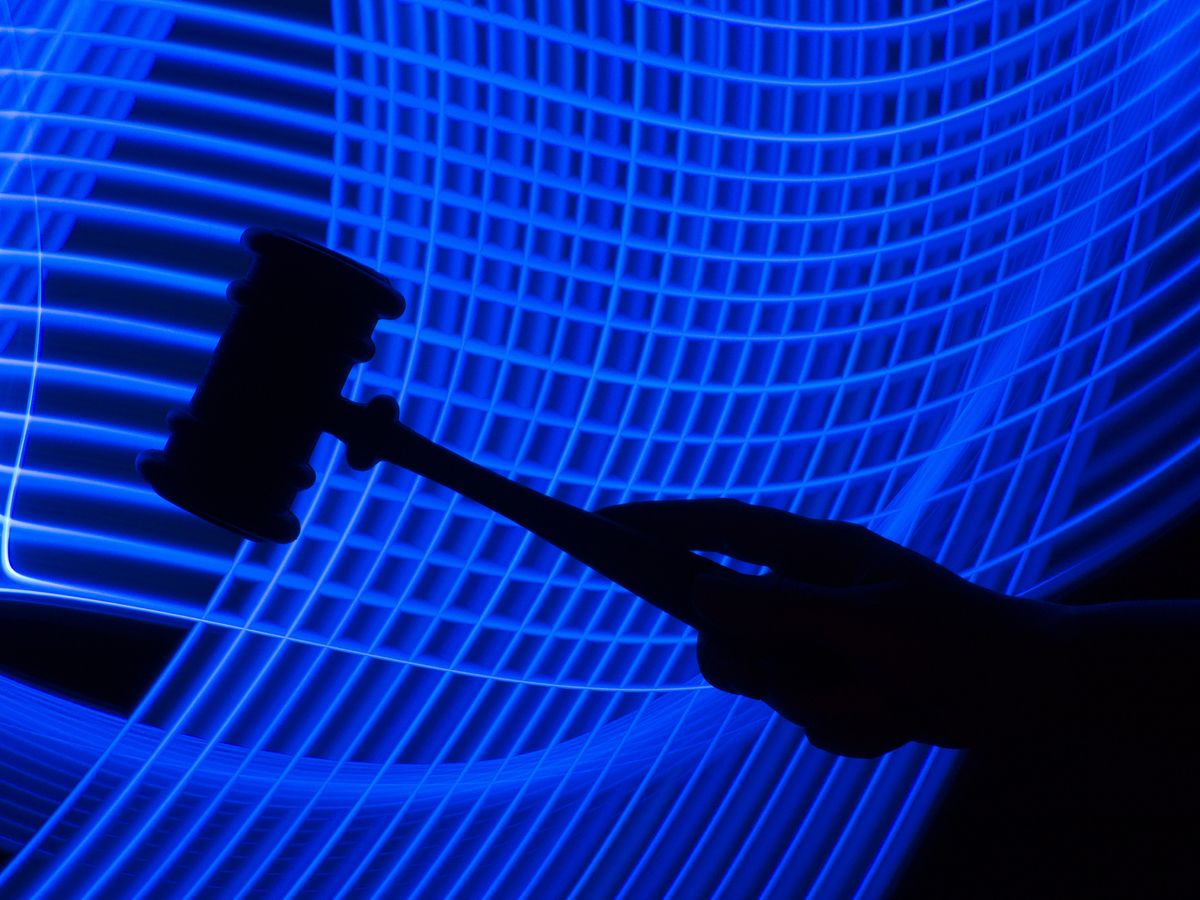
[599,499,1199,758]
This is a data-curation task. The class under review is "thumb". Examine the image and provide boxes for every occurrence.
[598,499,788,569]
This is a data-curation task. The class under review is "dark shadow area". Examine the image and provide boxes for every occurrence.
[0,602,185,871]
[0,601,186,717]
[895,501,1200,899]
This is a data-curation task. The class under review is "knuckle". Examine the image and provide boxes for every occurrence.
[839,521,872,540]
[694,635,723,680]
[802,725,836,752]
[696,635,762,697]
[801,720,905,758]
[694,632,712,663]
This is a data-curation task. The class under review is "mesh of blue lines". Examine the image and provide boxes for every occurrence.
[2,0,1199,895]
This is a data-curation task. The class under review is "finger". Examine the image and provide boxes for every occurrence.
[691,570,856,646]
[692,571,782,642]
[801,723,907,759]
[596,499,877,583]
[695,632,769,699]
[765,684,911,758]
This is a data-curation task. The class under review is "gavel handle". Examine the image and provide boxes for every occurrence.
[327,396,729,629]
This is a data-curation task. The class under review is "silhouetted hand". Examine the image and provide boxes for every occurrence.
[598,499,1066,758]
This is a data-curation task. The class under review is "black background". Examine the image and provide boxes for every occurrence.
[895,500,1200,898]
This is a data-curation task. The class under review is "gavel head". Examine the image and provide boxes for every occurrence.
[137,227,405,542]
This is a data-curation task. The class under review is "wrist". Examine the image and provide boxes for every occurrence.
[978,595,1079,748]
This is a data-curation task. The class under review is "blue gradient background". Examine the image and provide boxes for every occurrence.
[1,0,1199,895]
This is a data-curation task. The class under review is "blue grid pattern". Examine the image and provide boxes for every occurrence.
[1,0,1199,895]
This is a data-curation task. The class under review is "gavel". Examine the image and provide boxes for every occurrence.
[138,228,728,628]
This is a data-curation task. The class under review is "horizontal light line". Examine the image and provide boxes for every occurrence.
[639,0,990,32]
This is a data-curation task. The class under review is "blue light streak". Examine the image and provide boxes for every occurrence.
[0,0,1198,895]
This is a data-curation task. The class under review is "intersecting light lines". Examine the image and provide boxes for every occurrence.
[0,0,1199,897]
